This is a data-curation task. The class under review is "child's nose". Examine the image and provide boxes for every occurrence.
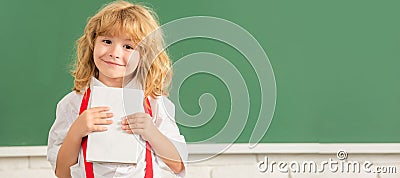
[108,45,123,59]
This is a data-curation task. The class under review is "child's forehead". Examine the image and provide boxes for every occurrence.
[98,29,138,42]
[97,25,137,41]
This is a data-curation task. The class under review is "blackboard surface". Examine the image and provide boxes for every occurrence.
[1,0,399,146]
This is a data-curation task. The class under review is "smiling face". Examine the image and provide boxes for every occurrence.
[93,35,140,87]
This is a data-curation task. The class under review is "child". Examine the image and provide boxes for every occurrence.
[47,1,187,177]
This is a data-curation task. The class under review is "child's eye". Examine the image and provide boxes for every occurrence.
[102,40,112,44]
[124,45,134,50]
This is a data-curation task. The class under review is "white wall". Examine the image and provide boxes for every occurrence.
[1,144,400,178]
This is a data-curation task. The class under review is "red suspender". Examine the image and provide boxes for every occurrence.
[144,98,153,178]
[79,88,94,178]
[79,88,153,178]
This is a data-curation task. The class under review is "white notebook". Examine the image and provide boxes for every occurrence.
[86,86,144,163]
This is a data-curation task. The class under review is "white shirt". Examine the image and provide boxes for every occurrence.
[47,77,187,178]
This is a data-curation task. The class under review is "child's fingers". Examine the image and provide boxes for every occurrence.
[94,118,113,125]
[121,118,128,125]
[90,106,111,112]
[121,123,144,130]
[125,129,134,134]
[91,125,108,132]
[128,123,144,129]
[121,122,146,135]
[94,112,114,119]
[121,125,131,131]
[126,116,146,124]
[121,124,134,134]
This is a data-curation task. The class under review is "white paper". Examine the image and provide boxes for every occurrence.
[86,86,144,163]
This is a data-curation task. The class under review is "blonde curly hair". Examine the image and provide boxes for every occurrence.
[71,0,172,99]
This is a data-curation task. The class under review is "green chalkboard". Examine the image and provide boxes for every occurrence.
[0,0,399,146]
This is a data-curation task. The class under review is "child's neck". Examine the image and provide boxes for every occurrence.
[97,74,133,88]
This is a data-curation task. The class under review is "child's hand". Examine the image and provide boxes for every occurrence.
[121,112,158,141]
[71,106,114,138]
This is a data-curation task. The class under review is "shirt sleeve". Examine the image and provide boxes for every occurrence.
[152,96,188,177]
[47,92,80,171]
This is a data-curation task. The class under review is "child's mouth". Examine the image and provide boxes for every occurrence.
[103,60,125,66]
